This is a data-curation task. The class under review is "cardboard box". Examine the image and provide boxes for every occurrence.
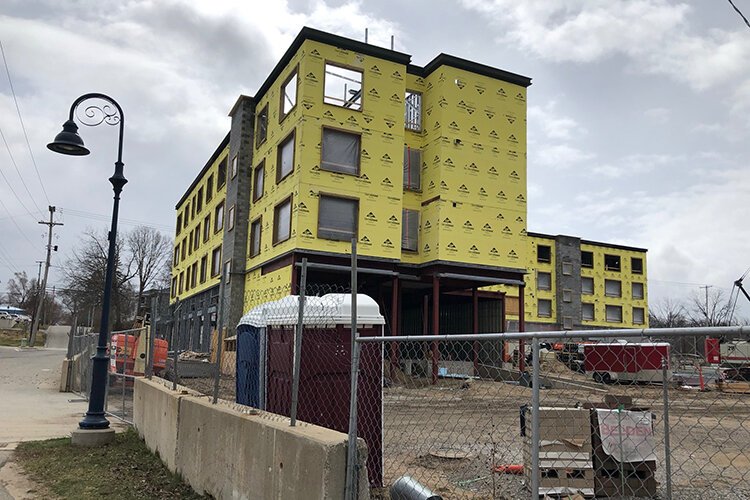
[590,408,658,498]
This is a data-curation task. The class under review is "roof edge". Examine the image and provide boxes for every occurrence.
[175,133,230,210]
[254,26,412,104]
[410,53,532,88]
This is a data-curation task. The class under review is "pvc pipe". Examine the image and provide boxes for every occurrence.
[390,476,442,500]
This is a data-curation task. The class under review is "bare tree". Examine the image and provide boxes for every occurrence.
[688,288,732,326]
[60,229,136,330]
[648,298,689,328]
[126,226,171,312]
[5,271,39,312]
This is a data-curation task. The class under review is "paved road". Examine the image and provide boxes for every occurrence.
[43,326,70,350]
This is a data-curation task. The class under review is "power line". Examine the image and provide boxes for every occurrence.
[59,206,172,232]
[727,0,750,28]
[0,125,43,213]
[0,191,38,249]
[0,40,51,204]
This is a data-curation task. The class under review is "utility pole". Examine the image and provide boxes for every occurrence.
[699,285,712,326]
[29,206,63,347]
[29,261,43,338]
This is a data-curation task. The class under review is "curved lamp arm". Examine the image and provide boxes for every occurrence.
[68,93,125,165]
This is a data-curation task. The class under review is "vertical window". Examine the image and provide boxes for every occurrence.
[203,214,211,242]
[181,237,187,260]
[193,223,201,250]
[563,289,572,303]
[401,209,418,252]
[324,63,362,110]
[188,233,193,255]
[604,254,621,271]
[196,187,203,213]
[632,257,644,274]
[191,195,196,219]
[214,202,225,233]
[321,128,360,175]
[273,196,292,244]
[184,203,190,225]
[276,131,295,183]
[179,272,184,294]
[537,272,551,291]
[403,146,421,190]
[185,266,191,291]
[200,255,208,284]
[318,195,358,241]
[581,250,593,268]
[217,158,227,189]
[250,217,262,257]
[190,262,198,289]
[231,155,238,179]
[606,305,623,323]
[206,175,214,202]
[171,277,177,298]
[537,245,551,263]
[633,307,645,325]
[582,303,595,321]
[227,205,236,231]
[211,246,222,277]
[223,261,232,284]
[280,69,298,120]
[538,299,552,318]
[562,261,573,276]
[632,282,644,300]
[173,245,179,266]
[176,215,182,236]
[255,104,268,147]
[581,277,594,295]
[605,279,622,297]
[404,91,422,132]
[253,161,265,202]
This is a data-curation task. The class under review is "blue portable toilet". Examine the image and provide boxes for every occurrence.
[235,304,268,409]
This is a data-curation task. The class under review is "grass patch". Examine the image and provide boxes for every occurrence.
[15,429,206,499]
[0,329,46,347]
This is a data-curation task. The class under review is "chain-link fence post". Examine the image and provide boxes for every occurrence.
[122,331,128,418]
[662,356,673,500]
[345,238,359,500]
[290,258,308,426]
[212,275,226,404]
[172,300,182,392]
[147,295,157,379]
[530,336,541,498]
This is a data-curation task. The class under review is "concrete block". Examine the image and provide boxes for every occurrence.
[133,378,183,470]
[71,428,115,447]
[59,359,71,392]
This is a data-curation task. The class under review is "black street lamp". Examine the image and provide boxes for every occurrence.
[48,93,127,431]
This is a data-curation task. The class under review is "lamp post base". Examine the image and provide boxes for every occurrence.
[71,427,116,447]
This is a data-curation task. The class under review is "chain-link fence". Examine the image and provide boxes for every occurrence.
[67,323,167,425]
[352,328,750,499]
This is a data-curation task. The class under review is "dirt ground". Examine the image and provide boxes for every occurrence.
[379,376,750,499]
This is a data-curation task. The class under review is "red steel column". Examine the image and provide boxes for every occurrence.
[431,275,440,385]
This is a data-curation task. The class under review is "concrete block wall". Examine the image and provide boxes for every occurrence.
[133,378,368,500]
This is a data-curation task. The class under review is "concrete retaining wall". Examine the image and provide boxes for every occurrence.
[133,378,368,500]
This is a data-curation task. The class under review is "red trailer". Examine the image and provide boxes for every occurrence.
[584,342,671,384]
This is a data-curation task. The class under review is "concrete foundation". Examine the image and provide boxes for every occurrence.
[71,427,116,447]
[133,378,369,499]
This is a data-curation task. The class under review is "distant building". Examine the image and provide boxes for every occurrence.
[169,27,648,351]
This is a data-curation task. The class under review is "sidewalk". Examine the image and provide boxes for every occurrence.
[0,345,124,498]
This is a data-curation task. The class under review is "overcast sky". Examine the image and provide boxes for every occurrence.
[1,0,749,318]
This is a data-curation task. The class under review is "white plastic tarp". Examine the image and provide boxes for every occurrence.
[596,409,657,463]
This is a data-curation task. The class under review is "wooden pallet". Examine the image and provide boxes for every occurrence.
[717,380,750,394]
